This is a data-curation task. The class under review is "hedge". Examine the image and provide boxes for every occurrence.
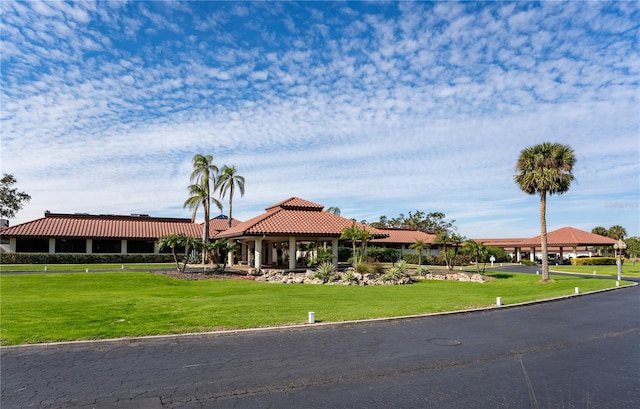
[571,257,621,266]
[0,253,175,264]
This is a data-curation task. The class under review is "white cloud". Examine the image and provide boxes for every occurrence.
[1,1,638,239]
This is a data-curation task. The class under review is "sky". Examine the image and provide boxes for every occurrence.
[1,1,638,239]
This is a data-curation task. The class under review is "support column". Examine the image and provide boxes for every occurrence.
[289,237,296,270]
[515,247,521,262]
[227,240,234,266]
[530,247,536,262]
[254,238,262,272]
[86,239,93,254]
[49,238,56,254]
[332,238,339,268]
[121,239,127,254]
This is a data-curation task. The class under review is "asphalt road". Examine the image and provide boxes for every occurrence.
[2,280,638,408]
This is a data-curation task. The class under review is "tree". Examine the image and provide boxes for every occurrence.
[216,165,245,228]
[158,234,202,272]
[325,206,341,216]
[409,239,430,266]
[185,154,220,263]
[591,226,608,237]
[368,211,454,234]
[184,180,223,242]
[434,230,465,271]
[608,225,627,240]
[624,237,640,259]
[515,142,576,282]
[341,222,372,268]
[463,240,489,274]
[0,174,31,219]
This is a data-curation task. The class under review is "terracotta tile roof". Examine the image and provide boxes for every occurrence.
[471,238,528,248]
[0,212,202,240]
[215,197,385,239]
[519,227,617,247]
[370,228,437,245]
[265,197,325,212]
[207,215,241,236]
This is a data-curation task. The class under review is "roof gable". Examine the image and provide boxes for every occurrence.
[216,197,382,238]
[265,197,324,212]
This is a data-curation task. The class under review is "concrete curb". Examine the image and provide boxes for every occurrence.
[2,281,636,351]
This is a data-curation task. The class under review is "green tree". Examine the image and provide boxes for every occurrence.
[608,225,627,240]
[158,234,202,272]
[591,226,609,237]
[409,239,430,266]
[216,165,245,228]
[434,231,465,271]
[514,142,576,282]
[463,240,489,274]
[624,237,640,259]
[325,206,341,216]
[341,222,372,268]
[0,174,31,219]
[185,154,220,263]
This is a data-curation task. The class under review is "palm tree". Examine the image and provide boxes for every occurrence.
[158,233,203,272]
[409,239,430,266]
[184,180,223,263]
[608,225,627,240]
[515,142,576,282]
[341,222,371,268]
[185,154,219,263]
[591,226,609,237]
[216,165,245,228]
[464,240,489,274]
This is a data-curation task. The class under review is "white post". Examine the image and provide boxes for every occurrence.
[574,287,579,294]
[496,297,502,306]
[308,312,315,323]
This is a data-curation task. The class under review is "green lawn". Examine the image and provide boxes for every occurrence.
[1,270,631,345]
[549,263,640,277]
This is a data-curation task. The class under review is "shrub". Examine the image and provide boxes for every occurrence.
[402,253,420,265]
[312,262,337,283]
[356,262,385,276]
[0,253,175,264]
[367,246,401,263]
[521,260,536,266]
[571,257,619,266]
[341,270,359,284]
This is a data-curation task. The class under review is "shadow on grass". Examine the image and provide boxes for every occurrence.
[488,273,514,279]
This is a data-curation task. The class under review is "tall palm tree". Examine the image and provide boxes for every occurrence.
[608,225,627,240]
[216,165,245,228]
[185,154,219,263]
[515,142,576,282]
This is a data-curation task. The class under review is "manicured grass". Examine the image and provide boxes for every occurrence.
[550,263,640,277]
[0,271,630,345]
[0,263,175,272]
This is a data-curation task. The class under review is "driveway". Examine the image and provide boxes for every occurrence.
[2,278,638,408]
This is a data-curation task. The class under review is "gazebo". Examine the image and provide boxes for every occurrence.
[214,197,385,271]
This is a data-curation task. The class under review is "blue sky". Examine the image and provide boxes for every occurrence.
[1,1,638,239]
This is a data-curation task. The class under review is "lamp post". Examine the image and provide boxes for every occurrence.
[613,239,627,282]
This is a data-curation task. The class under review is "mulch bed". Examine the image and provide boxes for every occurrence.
[152,268,256,281]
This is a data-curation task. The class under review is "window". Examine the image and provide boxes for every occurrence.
[160,245,186,254]
[127,240,155,254]
[92,239,121,254]
[55,239,87,253]
[16,238,49,253]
